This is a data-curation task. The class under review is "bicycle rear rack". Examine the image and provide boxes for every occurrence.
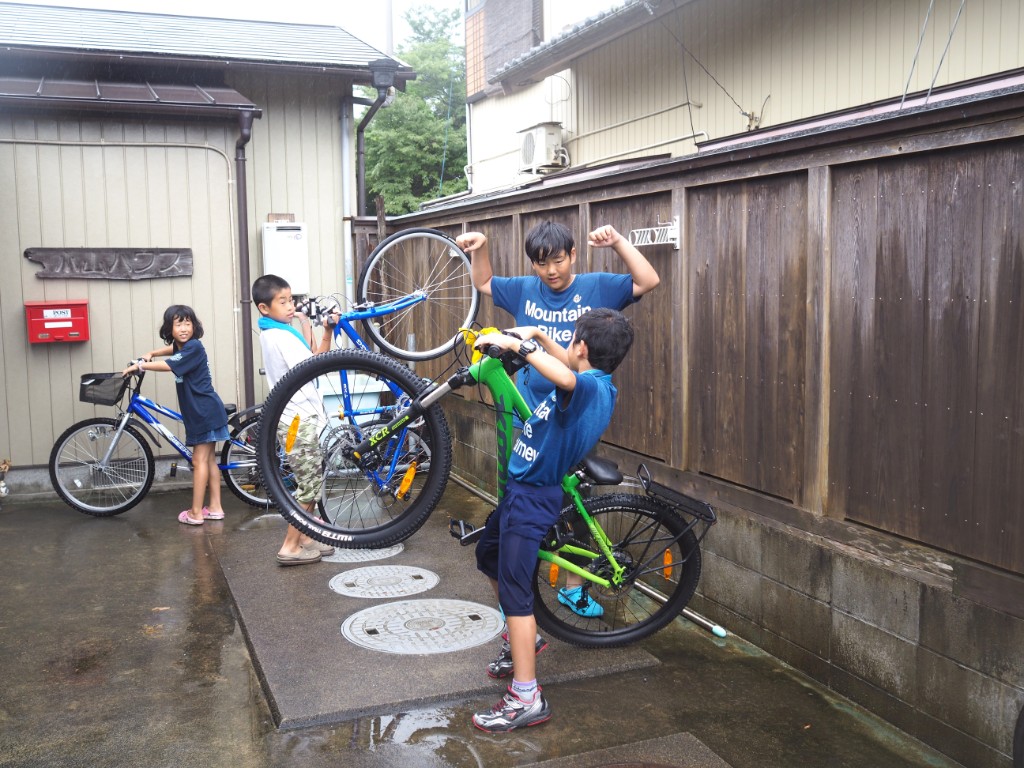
[637,463,717,549]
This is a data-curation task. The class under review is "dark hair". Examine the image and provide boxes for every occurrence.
[159,305,204,346]
[574,308,634,373]
[524,221,575,264]
[252,273,291,310]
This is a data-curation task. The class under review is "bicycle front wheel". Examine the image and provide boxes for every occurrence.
[357,227,478,361]
[533,493,702,648]
[48,417,155,516]
[257,349,452,548]
[221,416,271,508]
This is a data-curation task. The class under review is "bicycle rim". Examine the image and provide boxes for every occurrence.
[48,417,155,516]
[221,417,270,508]
[533,493,702,648]
[256,349,452,548]
[357,228,478,361]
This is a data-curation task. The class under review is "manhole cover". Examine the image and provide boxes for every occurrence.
[341,599,504,654]
[321,543,404,563]
[329,565,438,598]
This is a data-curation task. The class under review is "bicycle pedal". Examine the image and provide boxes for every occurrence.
[169,462,177,478]
[449,519,483,546]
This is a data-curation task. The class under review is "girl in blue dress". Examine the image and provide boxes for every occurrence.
[123,305,230,525]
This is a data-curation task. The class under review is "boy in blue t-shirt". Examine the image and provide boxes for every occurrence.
[469,308,635,733]
[457,221,658,411]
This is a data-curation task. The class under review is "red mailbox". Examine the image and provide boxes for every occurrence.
[25,300,90,344]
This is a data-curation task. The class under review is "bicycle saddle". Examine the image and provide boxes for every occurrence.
[581,455,622,485]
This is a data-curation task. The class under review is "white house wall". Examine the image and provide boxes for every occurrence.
[469,0,1024,192]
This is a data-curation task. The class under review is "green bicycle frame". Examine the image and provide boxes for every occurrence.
[350,343,629,589]
[466,353,625,590]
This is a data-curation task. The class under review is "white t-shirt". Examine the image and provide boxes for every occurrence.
[259,327,327,425]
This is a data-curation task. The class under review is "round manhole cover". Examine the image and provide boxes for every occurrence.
[329,565,438,598]
[321,543,404,563]
[341,599,504,654]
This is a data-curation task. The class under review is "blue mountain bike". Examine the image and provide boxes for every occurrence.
[48,228,478,516]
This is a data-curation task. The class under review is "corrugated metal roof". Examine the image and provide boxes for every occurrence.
[0,75,260,118]
[0,2,412,81]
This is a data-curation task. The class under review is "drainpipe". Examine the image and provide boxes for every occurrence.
[235,109,257,407]
[360,95,391,218]
[356,59,399,216]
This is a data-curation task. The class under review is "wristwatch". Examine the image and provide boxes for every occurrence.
[518,339,539,357]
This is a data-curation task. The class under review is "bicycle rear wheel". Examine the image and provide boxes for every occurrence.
[221,416,271,508]
[49,417,155,516]
[256,349,452,548]
[357,227,478,361]
[533,493,702,648]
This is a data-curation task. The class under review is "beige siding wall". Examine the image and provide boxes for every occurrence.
[469,0,1024,191]
[228,72,349,407]
[0,117,238,466]
[0,72,350,470]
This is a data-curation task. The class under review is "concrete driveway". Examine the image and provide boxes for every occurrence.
[0,483,961,767]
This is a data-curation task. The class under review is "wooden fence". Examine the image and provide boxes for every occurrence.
[354,89,1024,577]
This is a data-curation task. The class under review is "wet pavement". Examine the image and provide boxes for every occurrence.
[0,484,963,768]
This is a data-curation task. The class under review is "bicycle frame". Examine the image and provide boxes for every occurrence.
[468,354,628,590]
[328,292,427,354]
[108,375,250,474]
[353,333,633,591]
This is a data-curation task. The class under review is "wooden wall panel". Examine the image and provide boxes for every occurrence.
[588,195,674,461]
[687,173,808,501]
[829,141,1024,574]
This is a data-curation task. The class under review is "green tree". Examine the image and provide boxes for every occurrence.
[364,6,467,216]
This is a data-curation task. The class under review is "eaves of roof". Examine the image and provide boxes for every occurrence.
[491,0,680,93]
[0,2,414,86]
[0,75,261,120]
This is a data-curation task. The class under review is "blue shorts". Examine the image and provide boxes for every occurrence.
[187,424,230,446]
[475,479,563,617]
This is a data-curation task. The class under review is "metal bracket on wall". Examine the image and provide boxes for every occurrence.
[627,215,679,250]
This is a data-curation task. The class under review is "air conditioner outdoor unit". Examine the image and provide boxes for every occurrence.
[519,122,568,174]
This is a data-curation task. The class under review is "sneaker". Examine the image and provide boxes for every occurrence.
[487,632,548,679]
[472,687,551,732]
[557,586,604,617]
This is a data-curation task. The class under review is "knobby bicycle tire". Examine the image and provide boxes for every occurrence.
[533,493,702,648]
[256,348,452,548]
[221,416,271,508]
[48,417,155,516]
[357,227,479,361]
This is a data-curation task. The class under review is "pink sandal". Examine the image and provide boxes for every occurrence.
[201,507,225,520]
[178,510,204,526]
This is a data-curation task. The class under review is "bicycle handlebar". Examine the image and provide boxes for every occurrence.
[295,295,341,328]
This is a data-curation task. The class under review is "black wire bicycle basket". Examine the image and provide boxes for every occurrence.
[79,373,128,406]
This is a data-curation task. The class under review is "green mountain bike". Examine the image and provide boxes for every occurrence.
[255,330,715,648]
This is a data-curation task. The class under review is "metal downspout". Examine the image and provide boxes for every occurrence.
[235,110,257,407]
[356,91,388,216]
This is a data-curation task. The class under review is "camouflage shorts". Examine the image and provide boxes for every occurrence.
[277,414,322,505]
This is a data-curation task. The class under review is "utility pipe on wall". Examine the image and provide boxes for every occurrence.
[235,109,257,407]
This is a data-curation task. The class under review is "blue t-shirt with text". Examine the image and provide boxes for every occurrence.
[509,369,617,487]
[491,272,633,409]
